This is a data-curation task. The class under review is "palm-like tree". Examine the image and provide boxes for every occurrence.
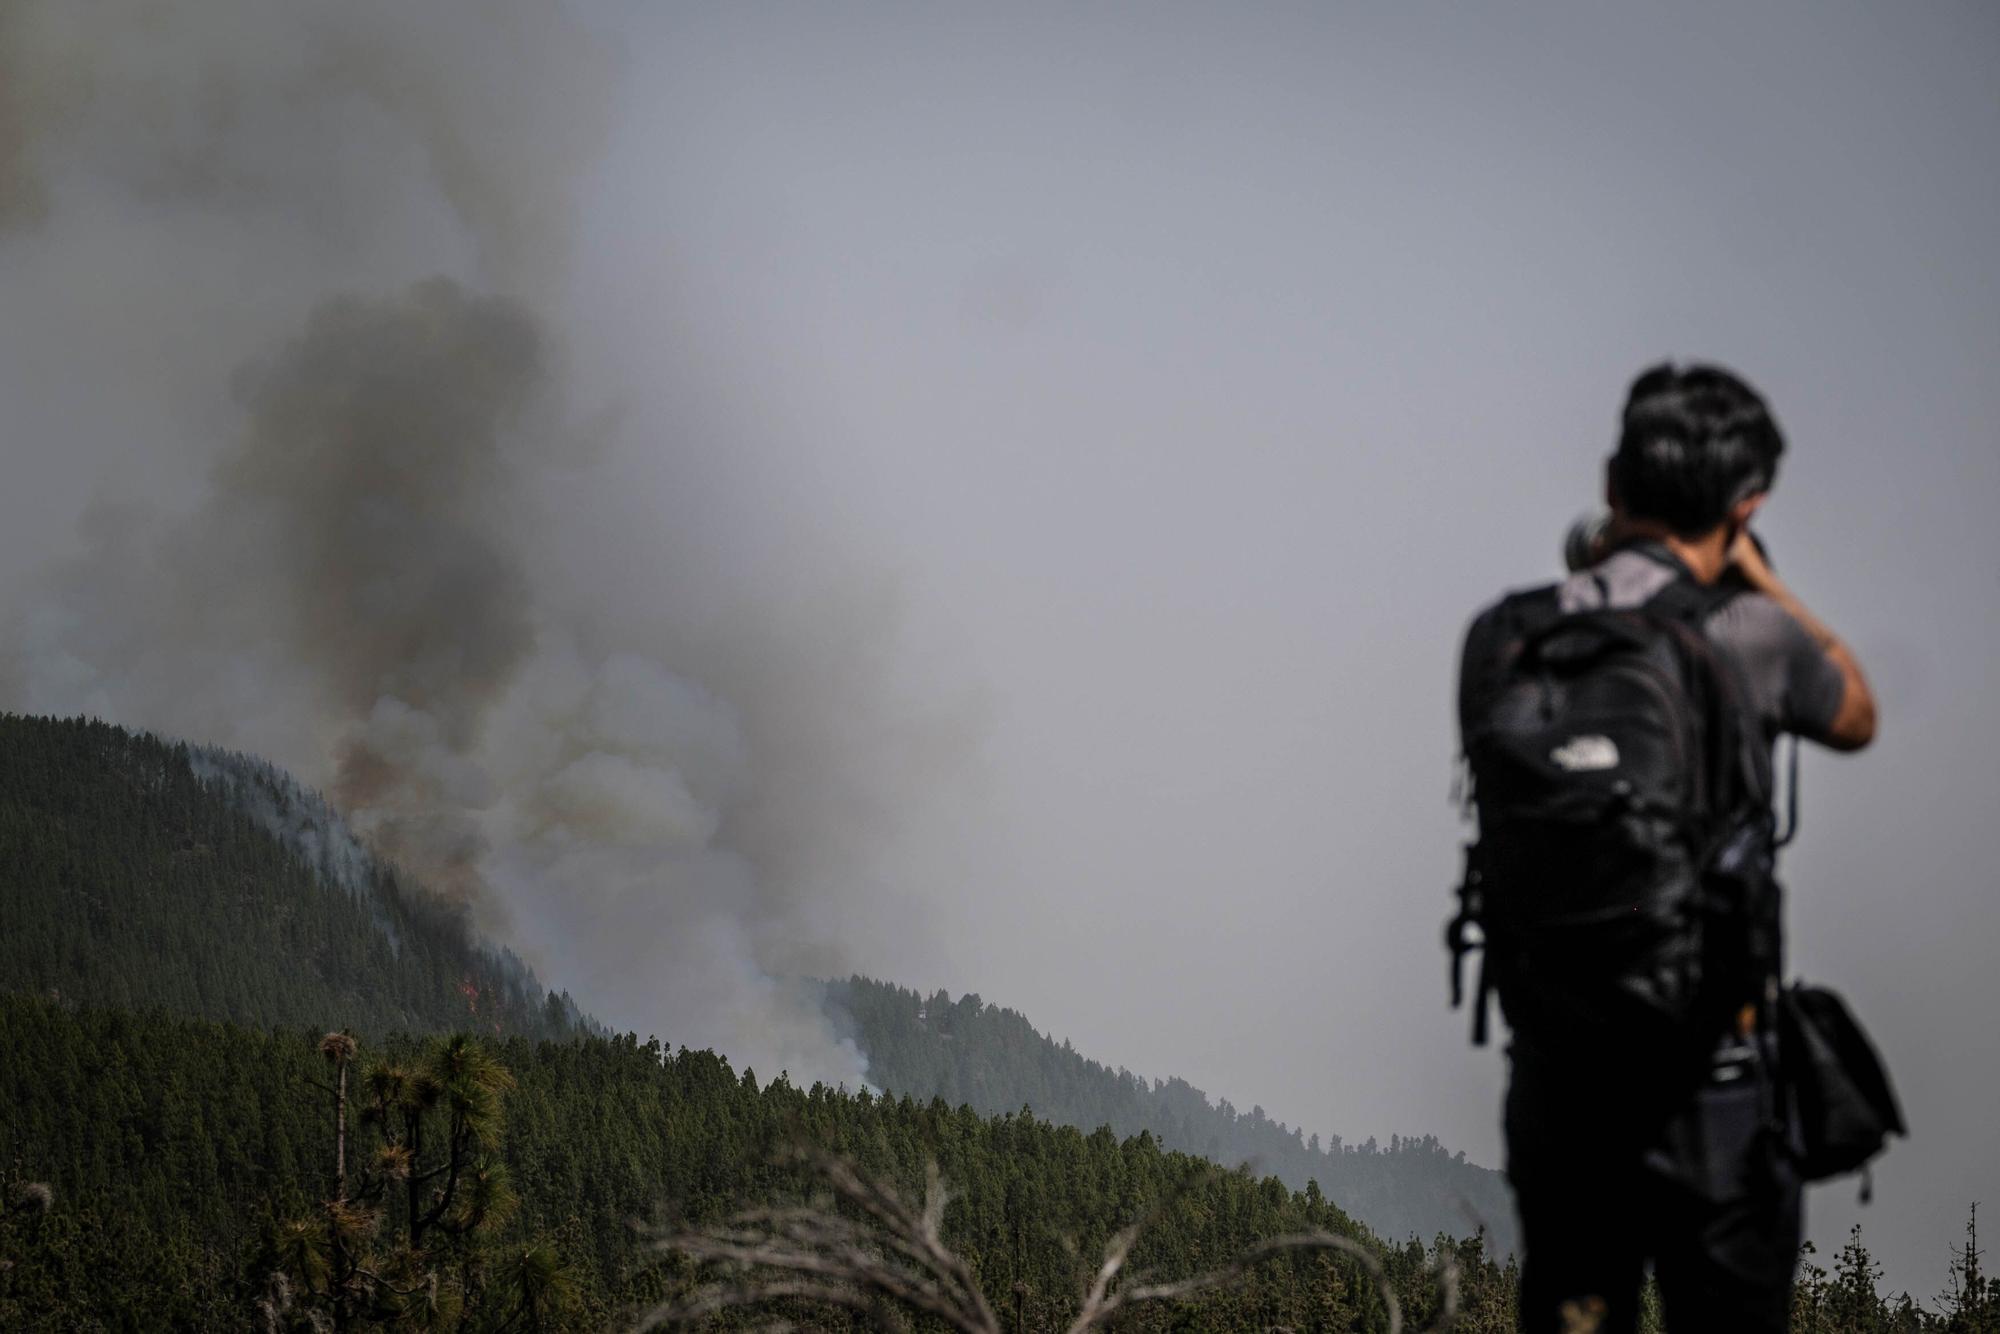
[266,1033,568,1330]
[493,1243,576,1333]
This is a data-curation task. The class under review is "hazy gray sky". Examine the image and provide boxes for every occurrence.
[4,0,1996,1299]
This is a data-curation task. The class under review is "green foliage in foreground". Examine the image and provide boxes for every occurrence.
[0,713,584,1040]
[7,993,1981,1334]
[827,976,1517,1257]
[0,992,1520,1330]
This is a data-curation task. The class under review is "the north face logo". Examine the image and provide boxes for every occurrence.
[1550,734,1620,772]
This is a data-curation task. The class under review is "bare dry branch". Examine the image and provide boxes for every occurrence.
[641,1151,1459,1334]
[641,1149,996,1334]
[1071,1227,1459,1334]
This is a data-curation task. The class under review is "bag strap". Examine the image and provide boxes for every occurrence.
[1445,845,1492,1046]
[1775,733,1801,848]
[1651,578,1780,824]
[1645,573,1743,629]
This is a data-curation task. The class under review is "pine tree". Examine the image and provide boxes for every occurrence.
[259,1033,567,1330]
[1792,1240,1831,1334]
[1938,1203,1995,1333]
[1830,1224,1889,1333]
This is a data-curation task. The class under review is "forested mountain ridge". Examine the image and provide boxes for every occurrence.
[0,714,1503,1325]
[0,991,1512,1329]
[0,713,584,1039]
[0,712,1511,1261]
[825,976,1518,1257]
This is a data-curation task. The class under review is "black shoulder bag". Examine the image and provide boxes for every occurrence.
[1780,981,1907,1190]
[1768,740,1908,1193]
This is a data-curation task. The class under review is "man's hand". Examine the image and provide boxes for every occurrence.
[1728,528,1878,751]
[1726,527,1776,588]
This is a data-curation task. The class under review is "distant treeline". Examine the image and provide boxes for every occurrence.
[827,976,1517,1257]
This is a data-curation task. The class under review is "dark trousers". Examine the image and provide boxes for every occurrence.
[1505,1041,1802,1334]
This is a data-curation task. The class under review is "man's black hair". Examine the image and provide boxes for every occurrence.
[1611,362,1785,535]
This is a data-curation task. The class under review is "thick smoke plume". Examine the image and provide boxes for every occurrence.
[233,280,542,903]
[0,0,939,1088]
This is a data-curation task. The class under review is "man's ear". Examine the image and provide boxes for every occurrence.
[1604,458,1623,514]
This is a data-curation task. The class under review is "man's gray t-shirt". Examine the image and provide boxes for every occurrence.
[1459,543,1847,751]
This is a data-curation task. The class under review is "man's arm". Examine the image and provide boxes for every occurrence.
[1727,532,1878,751]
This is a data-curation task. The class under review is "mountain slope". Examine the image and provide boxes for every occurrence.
[0,713,1510,1274]
[0,990,1519,1329]
[0,713,582,1038]
[825,976,1516,1255]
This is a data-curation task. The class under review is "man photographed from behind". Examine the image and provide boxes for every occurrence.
[1454,364,1877,1332]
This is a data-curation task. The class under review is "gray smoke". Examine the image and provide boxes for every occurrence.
[203,280,543,904]
[0,0,949,1089]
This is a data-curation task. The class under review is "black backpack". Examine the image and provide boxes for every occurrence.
[1447,575,1777,1059]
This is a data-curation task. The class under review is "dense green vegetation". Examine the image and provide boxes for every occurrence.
[5,992,1981,1331]
[0,714,582,1040]
[0,712,1514,1257]
[0,992,1518,1330]
[827,977,1517,1257]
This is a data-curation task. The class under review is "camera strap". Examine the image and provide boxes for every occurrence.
[1774,734,1801,849]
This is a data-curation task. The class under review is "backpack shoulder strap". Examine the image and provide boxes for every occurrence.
[1644,575,1742,628]
[1649,576,1772,804]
